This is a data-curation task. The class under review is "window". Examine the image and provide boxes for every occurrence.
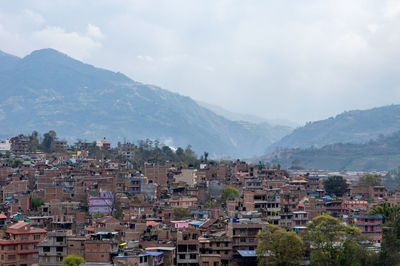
[34,234,41,240]
[8,245,15,250]
[21,244,30,250]
[20,255,28,260]
[179,254,186,260]
[56,246,63,252]
[8,255,16,260]
[190,254,197,259]
[56,236,64,242]
[43,247,50,252]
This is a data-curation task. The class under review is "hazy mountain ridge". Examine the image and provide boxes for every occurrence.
[261,131,400,171]
[0,48,291,158]
[267,105,400,152]
[197,100,299,128]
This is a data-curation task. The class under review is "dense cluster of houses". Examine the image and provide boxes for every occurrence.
[0,136,396,266]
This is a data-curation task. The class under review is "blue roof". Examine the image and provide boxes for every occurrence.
[191,221,205,226]
[237,250,256,257]
[190,211,206,214]
[323,195,332,200]
[146,251,164,256]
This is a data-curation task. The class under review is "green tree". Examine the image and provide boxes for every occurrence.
[204,152,209,163]
[323,176,348,196]
[41,131,55,153]
[31,197,44,210]
[368,202,400,265]
[92,212,105,219]
[28,131,39,152]
[173,207,191,219]
[358,174,382,186]
[221,186,240,201]
[256,224,303,266]
[305,215,363,266]
[61,254,85,266]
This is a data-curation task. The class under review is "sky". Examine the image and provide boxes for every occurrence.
[1,0,400,125]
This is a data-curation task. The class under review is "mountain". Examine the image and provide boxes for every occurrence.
[0,50,21,72]
[197,100,299,127]
[0,48,291,158]
[267,105,400,152]
[260,131,400,171]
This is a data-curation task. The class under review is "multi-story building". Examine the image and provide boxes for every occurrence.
[10,136,29,155]
[243,189,281,225]
[117,142,135,159]
[199,231,232,266]
[96,138,111,150]
[244,177,262,191]
[88,190,114,214]
[228,220,263,253]
[170,197,198,209]
[293,211,309,229]
[353,215,383,243]
[0,139,11,153]
[176,228,200,266]
[0,221,46,266]
[38,231,68,265]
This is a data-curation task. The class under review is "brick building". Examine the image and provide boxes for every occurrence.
[0,221,46,266]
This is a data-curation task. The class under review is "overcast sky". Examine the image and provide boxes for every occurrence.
[1,0,400,124]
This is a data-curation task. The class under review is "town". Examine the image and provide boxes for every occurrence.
[0,131,397,266]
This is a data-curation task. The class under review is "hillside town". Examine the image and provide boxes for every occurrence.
[0,132,397,266]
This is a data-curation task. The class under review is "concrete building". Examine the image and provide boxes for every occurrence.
[199,231,231,266]
[177,228,200,266]
[0,139,11,153]
[38,231,68,265]
[117,142,135,159]
[228,218,263,253]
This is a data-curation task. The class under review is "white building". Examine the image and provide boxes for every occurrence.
[0,139,11,152]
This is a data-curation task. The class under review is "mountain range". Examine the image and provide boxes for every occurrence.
[0,48,292,158]
[257,105,400,171]
[260,130,400,171]
[266,105,400,152]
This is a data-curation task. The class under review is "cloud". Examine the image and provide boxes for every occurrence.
[136,55,154,62]
[1,1,400,123]
[87,24,103,39]
[384,0,400,18]
[32,26,102,60]
[23,9,45,25]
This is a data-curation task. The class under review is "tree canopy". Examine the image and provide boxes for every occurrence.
[305,214,376,266]
[221,186,240,201]
[358,174,382,186]
[256,224,303,266]
[61,255,85,266]
[368,202,400,265]
[173,207,191,219]
[323,176,348,196]
[31,197,44,210]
